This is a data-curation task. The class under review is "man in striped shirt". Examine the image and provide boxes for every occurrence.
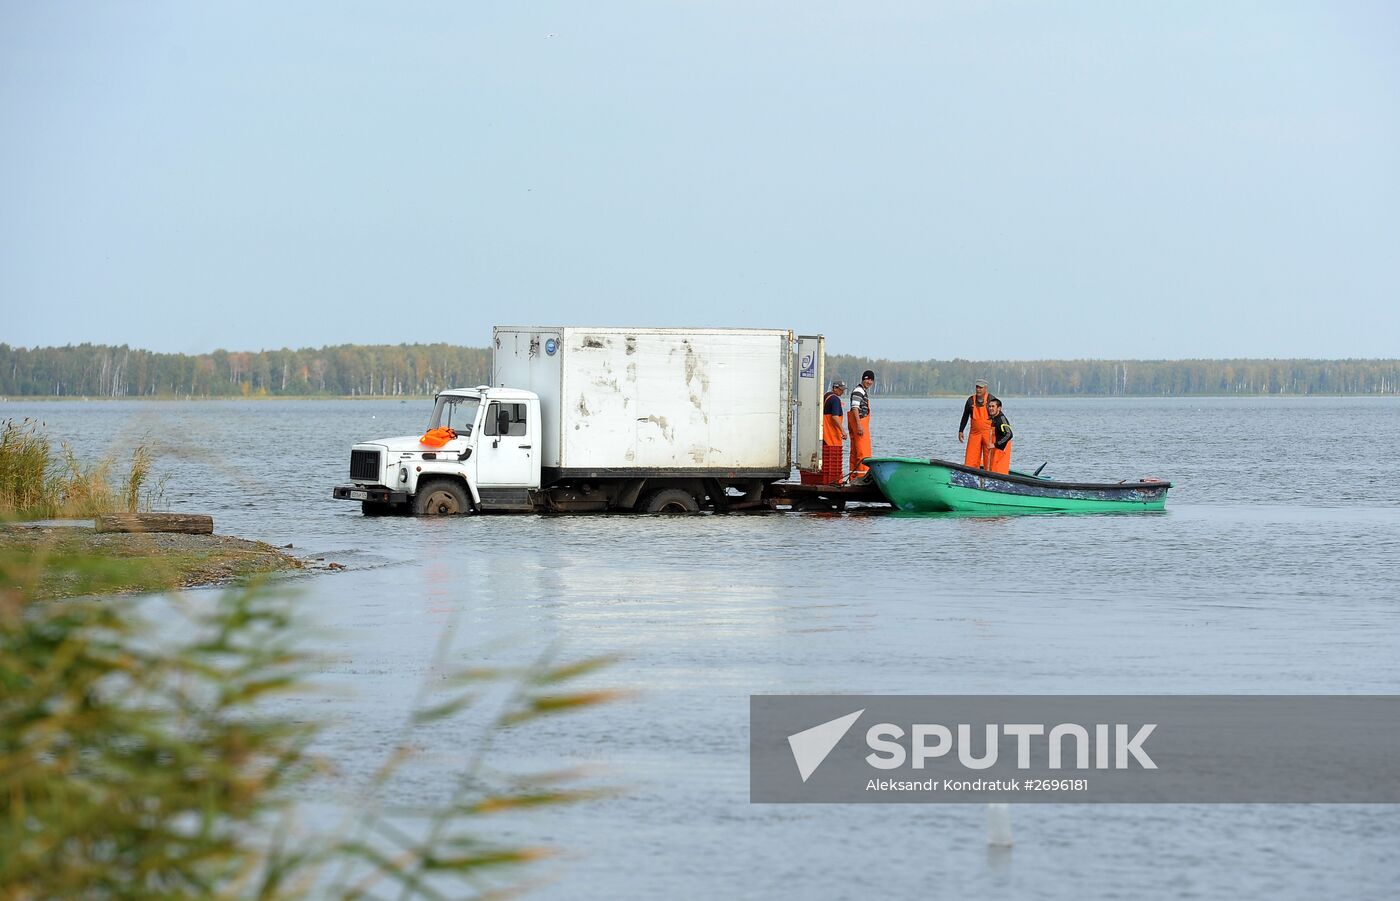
[847,370,874,479]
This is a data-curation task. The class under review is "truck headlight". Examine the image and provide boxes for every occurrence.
[398,467,409,484]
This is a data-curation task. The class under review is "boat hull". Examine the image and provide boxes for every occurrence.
[864,457,1169,514]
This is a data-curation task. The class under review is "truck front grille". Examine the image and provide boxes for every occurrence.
[350,449,381,481]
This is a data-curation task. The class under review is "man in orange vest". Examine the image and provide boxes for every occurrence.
[820,380,847,483]
[847,370,874,479]
[958,379,998,470]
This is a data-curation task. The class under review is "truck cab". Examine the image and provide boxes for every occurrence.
[333,387,541,514]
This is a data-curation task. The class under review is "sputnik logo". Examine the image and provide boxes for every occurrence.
[787,709,864,782]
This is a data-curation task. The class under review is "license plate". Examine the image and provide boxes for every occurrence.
[349,489,368,500]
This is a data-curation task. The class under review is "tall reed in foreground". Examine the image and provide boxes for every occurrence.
[0,538,618,899]
[0,418,154,519]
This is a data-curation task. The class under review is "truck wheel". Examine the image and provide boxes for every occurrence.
[644,488,700,514]
[414,479,471,516]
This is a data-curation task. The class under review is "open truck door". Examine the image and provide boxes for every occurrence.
[795,335,825,474]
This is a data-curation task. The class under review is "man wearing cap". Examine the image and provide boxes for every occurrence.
[958,379,999,470]
[819,380,848,483]
[847,370,875,479]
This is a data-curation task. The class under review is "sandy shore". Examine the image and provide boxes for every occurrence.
[0,524,315,599]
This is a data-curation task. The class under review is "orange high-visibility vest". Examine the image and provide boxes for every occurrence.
[822,391,844,445]
[964,397,993,469]
[420,427,456,447]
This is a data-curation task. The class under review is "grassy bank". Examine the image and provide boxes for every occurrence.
[1,418,307,598]
[0,526,305,600]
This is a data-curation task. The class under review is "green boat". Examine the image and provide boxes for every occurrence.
[864,457,1171,514]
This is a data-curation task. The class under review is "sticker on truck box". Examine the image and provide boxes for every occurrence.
[799,352,816,378]
[545,338,558,356]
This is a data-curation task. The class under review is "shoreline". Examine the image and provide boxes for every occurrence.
[0,524,315,600]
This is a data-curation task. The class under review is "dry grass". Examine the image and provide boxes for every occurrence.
[0,418,155,519]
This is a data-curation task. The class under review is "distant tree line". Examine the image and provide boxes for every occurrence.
[827,354,1400,397]
[0,343,492,398]
[2,343,1398,397]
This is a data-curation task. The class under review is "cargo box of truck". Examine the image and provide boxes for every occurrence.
[492,326,793,479]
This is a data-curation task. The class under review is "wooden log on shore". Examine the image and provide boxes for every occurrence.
[95,513,214,535]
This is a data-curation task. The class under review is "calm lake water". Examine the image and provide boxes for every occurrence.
[6,396,1399,899]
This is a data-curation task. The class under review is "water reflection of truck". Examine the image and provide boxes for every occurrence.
[332,326,849,515]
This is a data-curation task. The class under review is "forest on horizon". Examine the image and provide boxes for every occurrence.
[3,342,1398,398]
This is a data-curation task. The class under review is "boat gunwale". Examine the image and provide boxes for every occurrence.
[862,457,1172,493]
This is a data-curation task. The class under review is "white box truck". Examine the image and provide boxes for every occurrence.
[333,327,830,514]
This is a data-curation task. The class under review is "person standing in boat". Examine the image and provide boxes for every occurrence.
[847,370,875,479]
[958,379,998,470]
[986,397,1013,474]
[821,380,847,483]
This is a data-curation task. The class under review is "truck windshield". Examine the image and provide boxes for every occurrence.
[429,396,481,434]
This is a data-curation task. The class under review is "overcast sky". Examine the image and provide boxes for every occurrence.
[2,2,1397,360]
